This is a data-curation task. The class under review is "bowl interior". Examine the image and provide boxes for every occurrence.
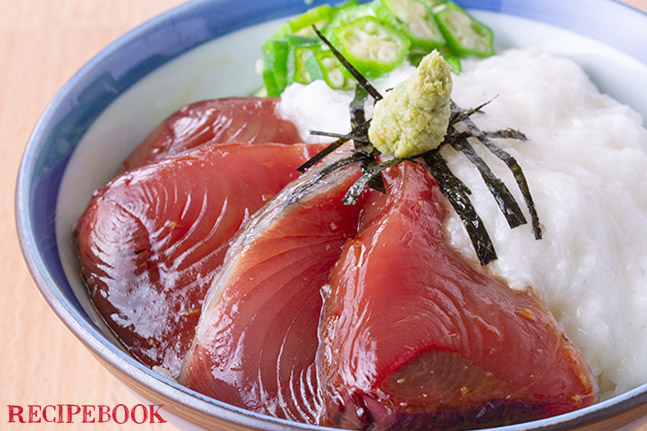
[16,0,647,430]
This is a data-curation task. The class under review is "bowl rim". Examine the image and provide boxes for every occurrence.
[15,0,647,430]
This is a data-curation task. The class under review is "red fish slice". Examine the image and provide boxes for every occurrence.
[319,161,598,430]
[121,97,302,172]
[75,142,322,376]
[180,152,363,423]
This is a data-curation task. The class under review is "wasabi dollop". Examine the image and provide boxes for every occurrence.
[368,50,452,158]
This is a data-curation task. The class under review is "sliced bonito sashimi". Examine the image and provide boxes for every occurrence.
[75,142,322,377]
[180,152,363,423]
[318,161,598,430]
[121,97,302,172]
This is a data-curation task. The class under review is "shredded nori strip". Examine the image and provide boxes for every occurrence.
[288,153,365,205]
[297,136,347,173]
[457,114,542,239]
[350,86,386,193]
[310,130,370,144]
[449,101,528,135]
[447,129,527,229]
[343,158,401,205]
[298,120,377,173]
[312,25,384,101]
[350,85,368,127]
[421,151,498,265]
[450,98,494,125]
[483,128,527,141]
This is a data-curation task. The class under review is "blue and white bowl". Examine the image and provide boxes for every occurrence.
[16,0,647,430]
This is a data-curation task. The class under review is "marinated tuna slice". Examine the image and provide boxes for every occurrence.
[180,153,363,423]
[319,161,598,430]
[75,142,323,376]
[121,97,302,172]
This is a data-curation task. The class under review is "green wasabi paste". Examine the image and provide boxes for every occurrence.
[368,50,452,158]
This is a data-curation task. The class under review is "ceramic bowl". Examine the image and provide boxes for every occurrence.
[16,0,647,429]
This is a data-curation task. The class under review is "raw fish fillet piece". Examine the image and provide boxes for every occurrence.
[121,97,302,172]
[319,161,598,430]
[180,154,363,423]
[75,142,322,376]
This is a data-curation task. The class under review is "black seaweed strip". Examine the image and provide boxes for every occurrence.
[297,137,346,173]
[361,159,387,193]
[342,158,401,205]
[363,159,386,192]
[428,141,472,197]
[483,129,527,141]
[450,98,494,125]
[350,86,386,193]
[350,85,368,127]
[298,123,374,173]
[310,130,370,143]
[448,129,527,229]
[461,116,542,239]
[287,153,364,205]
[422,151,497,265]
[312,25,384,101]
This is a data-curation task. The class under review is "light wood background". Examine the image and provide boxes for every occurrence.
[1,0,646,430]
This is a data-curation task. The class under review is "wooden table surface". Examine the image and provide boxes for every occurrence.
[1,1,646,430]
